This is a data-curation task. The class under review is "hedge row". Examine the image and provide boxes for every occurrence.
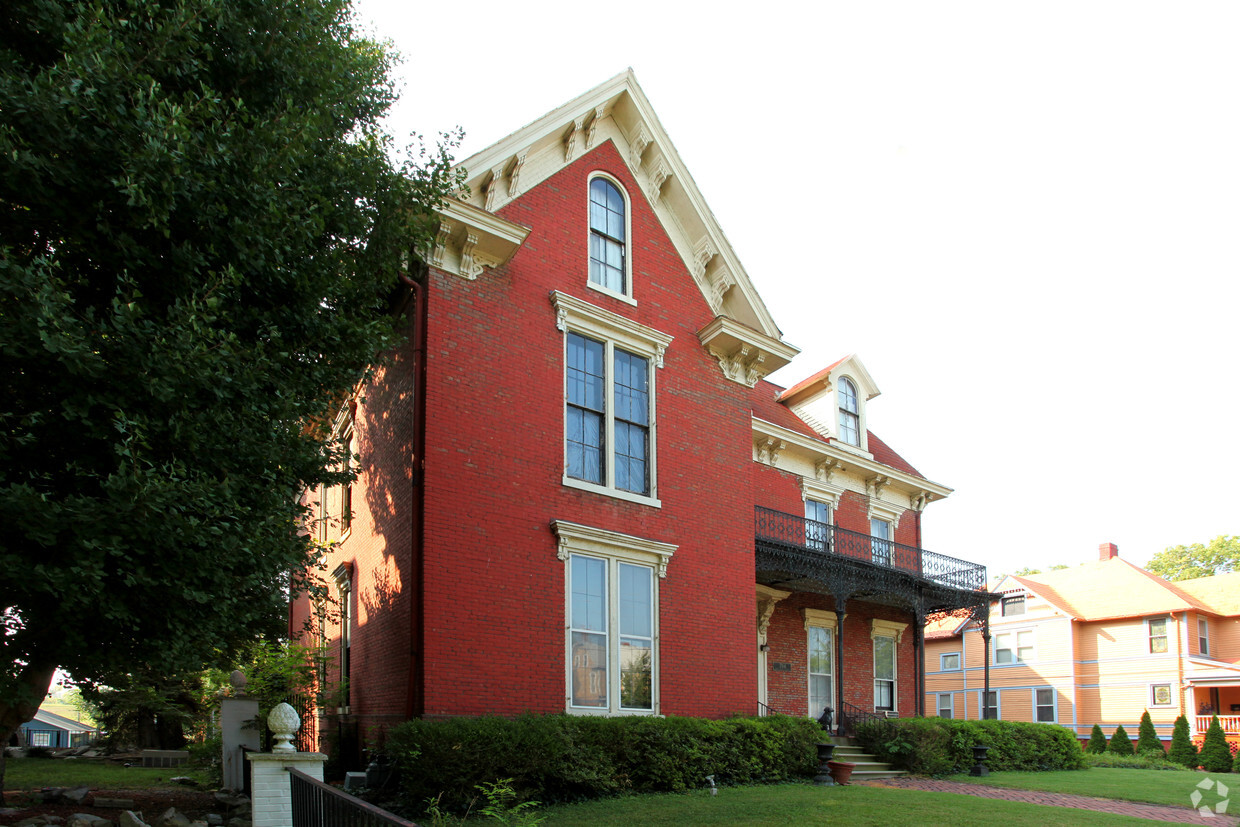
[380,713,822,816]
[854,717,1086,776]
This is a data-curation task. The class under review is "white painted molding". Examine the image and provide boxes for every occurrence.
[551,520,677,578]
[871,618,909,644]
[698,317,798,387]
[802,608,839,632]
[550,291,673,367]
[432,200,530,281]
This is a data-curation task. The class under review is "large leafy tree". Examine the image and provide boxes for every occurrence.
[1146,535,1240,581]
[0,0,457,788]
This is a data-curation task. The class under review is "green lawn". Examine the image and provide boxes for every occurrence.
[538,783,1193,827]
[3,758,212,791]
[946,767,1234,808]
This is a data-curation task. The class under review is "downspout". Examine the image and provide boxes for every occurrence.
[401,267,428,720]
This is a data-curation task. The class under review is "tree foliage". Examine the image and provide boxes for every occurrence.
[1106,725,1134,755]
[1135,711,1163,755]
[1087,723,1108,754]
[1198,715,1233,773]
[1167,715,1198,768]
[1146,535,1240,581]
[0,0,459,783]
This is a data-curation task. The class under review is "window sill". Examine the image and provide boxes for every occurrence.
[566,705,658,716]
[587,281,637,306]
[563,476,662,508]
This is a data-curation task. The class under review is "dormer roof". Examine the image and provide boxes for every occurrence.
[440,69,799,386]
[778,354,880,405]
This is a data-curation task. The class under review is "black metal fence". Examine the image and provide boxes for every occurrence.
[754,506,986,591]
[289,768,418,827]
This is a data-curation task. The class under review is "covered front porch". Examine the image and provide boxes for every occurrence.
[753,506,992,733]
[1188,670,1240,739]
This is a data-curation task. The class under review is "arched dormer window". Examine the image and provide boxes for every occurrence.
[588,176,628,297]
[838,377,860,446]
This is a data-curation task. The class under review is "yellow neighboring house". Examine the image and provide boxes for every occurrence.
[925,543,1240,751]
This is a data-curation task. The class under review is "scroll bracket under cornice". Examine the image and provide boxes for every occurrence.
[755,437,786,466]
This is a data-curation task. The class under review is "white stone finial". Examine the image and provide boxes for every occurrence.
[268,702,301,752]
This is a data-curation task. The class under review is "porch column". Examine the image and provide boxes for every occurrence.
[914,617,925,717]
[982,608,992,719]
[835,599,848,737]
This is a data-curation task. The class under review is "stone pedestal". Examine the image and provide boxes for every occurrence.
[221,697,261,791]
[246,751,327,827]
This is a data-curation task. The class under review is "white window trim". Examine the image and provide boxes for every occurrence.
[1033,686,1058,723]
[1150,682,1174,707]
[1001,593,1027,617]
[1198,617,1209,655]
[871,620,903,713]
[801,477,845,510]
[803,609,837,721]
[586,172,635,304]
[553,292,673,507]
[835,374,866,451]
[940,652,962,672]
[554,521,677,716]
[937,692,954,718]
[993,628,1035,664]
[1147,616,1170,654]
[980,689,1000,720]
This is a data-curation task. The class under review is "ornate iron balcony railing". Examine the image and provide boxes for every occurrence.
[754,506,986,591]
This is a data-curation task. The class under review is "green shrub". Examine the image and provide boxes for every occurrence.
[1087,724,1108,754]
[854,717,1085,775]
[1082,751,1188,770]
[1136,711,1163,756]
[1107,725,1134,755]
[381,713,821,818]
[1198,715,1233,773]
[1167,715,1198,768]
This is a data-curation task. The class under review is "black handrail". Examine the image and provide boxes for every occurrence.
[289,767,418,827]
[754,506,987,591]
[837,700,884,736]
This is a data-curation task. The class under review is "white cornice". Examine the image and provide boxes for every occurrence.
[698,317,799,387]
[751,416,953,503]
[431,200,530,280]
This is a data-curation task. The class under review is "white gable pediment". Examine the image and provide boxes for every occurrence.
[448,70,798,385]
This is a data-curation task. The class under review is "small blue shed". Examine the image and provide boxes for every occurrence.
[17,708,98,749]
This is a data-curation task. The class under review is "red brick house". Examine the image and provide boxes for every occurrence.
[291,70,989,755]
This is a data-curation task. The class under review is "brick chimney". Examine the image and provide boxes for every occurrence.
[1099,542,1119,561]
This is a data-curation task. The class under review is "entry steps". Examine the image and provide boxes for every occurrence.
[827,735,907,780]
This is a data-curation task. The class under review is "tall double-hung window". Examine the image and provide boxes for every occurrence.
[874,634,896,711]
[553,292,672,507]
[589,177,628,296]
[555,521,676,716]
[838,377,861,446]
[567,333,649,494]
[804,499,831,551]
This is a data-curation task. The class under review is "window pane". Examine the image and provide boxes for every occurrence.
[874,636,895,680]
[620,638,651,709]
[809,627,832,674]
[1150,619,1166,635]
[1153,685,1171,705]
[618,564,652,638]
[570,631,607,708]
[839,378,858,412]
[571,556,606,632]
[996,648,1013,664]
[1151,636,1168,653]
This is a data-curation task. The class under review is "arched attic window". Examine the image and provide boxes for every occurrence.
[838,377,860,446]
[588,176,627,296]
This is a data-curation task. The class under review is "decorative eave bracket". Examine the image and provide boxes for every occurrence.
[698,317,799,387]
[431,200,531,281]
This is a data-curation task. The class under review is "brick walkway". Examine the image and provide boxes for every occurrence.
[857,776,1239,826]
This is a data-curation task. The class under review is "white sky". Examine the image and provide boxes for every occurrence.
[352,0,1240,578]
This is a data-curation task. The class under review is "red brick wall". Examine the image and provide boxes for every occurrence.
[417,140,758,718]
[764,594,917,718]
